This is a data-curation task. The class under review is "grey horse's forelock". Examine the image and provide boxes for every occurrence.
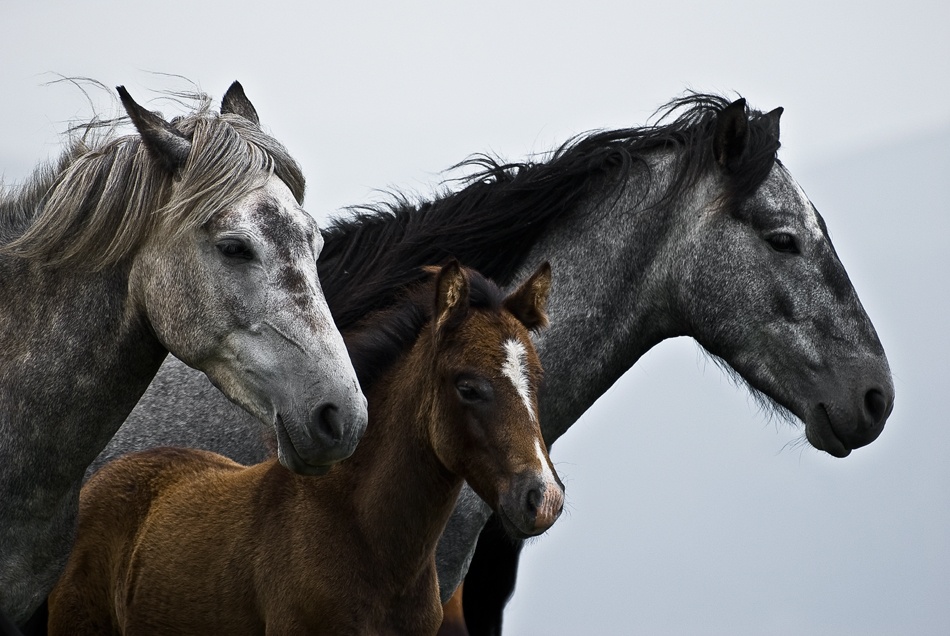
[0,91,305,271]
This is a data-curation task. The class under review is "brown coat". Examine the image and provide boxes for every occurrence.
[49,262,563,635]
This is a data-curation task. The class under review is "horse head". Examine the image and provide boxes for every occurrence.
[420,261,564,537]
[663,98,894,457]
[122,83,368,474]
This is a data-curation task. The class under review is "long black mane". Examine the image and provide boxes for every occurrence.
[321,93,781,330]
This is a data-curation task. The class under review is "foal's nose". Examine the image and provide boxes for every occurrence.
[523,475,565,534]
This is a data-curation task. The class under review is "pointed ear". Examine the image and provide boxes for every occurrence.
[765,106,783,142]
[221,81,260,126]
[713,97,748,172]
[434,260,470,334]
[504,262,552,331]
[117,85,192,172]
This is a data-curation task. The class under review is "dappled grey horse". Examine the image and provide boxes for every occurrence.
[93,94,893,632]
[0,82,367,626]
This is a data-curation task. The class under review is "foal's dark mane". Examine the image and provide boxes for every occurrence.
[344,268,506,392]
[321,93,781,330]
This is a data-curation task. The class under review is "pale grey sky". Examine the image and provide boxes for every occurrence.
[2,1,948,633]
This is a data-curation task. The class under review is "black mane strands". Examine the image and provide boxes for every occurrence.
[320,93,782,330]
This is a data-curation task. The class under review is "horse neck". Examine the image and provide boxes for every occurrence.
[0,255,167,504]
[524,153,693,444]
[317,338,461,573]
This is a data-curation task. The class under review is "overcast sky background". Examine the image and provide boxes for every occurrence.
[2,2,948,633]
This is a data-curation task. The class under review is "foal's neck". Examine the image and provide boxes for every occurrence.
[333,339,461,574]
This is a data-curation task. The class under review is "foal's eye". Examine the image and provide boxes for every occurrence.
[766,232,799,255]
[456,375,495,404]
[456,382,481,402]
[216,238,254,261]
[455,375,493,405]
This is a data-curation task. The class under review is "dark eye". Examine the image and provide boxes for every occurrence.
[455,377,492,404]
[456,382,481,402]
[216,238,254,261]
[766,232,799,254]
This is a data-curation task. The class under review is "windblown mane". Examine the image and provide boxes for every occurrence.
[320,93,781,330]
[344,268,506,391]
[0,92,305,271]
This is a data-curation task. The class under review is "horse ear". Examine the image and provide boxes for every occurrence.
[713,97,748,172]
[116,86,192,173]
[434,260,470,333]
[504,262,552,331]
[221,81,260,126]
[765,106,783,142]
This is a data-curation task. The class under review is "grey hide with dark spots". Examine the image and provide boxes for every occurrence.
[93,95,893,607]
[0,83,367,626]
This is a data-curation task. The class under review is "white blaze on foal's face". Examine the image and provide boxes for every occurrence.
[501,338,536,422]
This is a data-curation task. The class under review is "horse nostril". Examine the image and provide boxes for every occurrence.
[310,404,342,443]
[525,488,542,515]
[864,389,889,426]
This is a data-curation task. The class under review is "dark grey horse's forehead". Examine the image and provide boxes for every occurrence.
[742,165,857,297]
[737,165,831,241]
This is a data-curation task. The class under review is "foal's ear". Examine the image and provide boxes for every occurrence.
[713,97,748,172]
[505,262,552,332]
[117,86,192,173]
[221,81,260,126]
[434,260,470,334]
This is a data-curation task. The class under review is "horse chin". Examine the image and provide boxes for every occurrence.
[804,404,852,458]
[494,506,543,541]
[274,415,334,476]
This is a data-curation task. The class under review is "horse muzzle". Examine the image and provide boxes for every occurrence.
[497,471,565,538]
[274,390,368,474]
[804,381,894,458]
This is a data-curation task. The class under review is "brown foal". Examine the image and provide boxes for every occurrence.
[49,261,563,635]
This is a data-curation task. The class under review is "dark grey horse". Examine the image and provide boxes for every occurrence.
[93,94,893,631]
[0,83,367,626]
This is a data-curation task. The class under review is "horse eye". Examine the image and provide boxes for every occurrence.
[766,232,799,254]
[456,382,481,402]
[457,376,496,404]
[217,238,254,261]
[455,375,493,404]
